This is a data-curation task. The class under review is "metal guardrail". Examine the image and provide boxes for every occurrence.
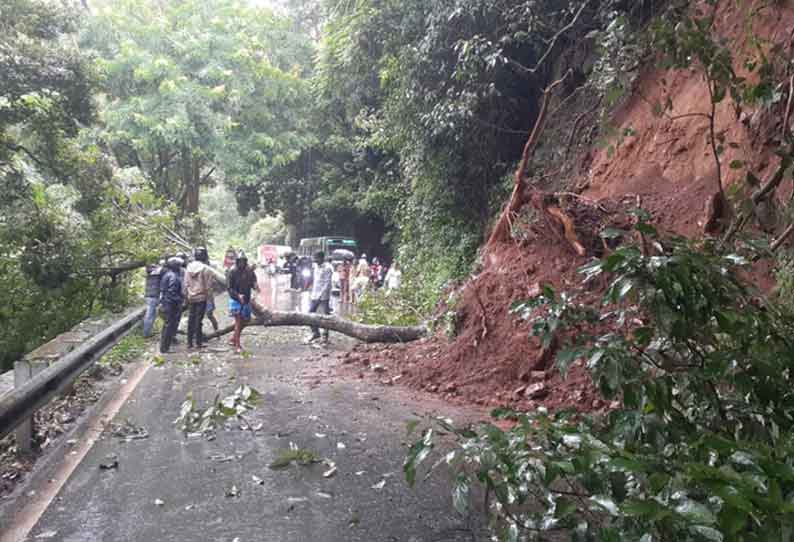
[0,306,146,443]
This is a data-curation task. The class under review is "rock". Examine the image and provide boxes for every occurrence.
[524,382,548,400]
[513,385,527,398]
[442,383,457,393]
[530,371,547,381]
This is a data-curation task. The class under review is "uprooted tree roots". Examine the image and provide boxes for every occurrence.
[505,191,634,258]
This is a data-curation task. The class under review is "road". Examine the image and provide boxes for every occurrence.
[3,274,485,542]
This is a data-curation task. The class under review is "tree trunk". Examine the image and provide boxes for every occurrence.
[486,74,569,251]
[285,223,298,249]
[204,301,427,344]
[182,147,199,215]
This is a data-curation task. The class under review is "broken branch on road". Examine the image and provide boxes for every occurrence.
[203,301,428,344]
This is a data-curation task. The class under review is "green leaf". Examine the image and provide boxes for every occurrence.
[719,507,747,535]
[555,497,577,519]
[635,222,657,237]
[452,473,470,515]
[621,499,672,521]
[729,159,744,169]
[688,525,723,542]
[404,429,434,487]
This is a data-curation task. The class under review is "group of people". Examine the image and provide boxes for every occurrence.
[143,248,258,355]
[142,246,403,353]
[338,255,402,305]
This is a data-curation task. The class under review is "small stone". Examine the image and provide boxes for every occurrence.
[524,382,548,400]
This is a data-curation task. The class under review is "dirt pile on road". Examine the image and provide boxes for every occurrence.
[345,1,794,413]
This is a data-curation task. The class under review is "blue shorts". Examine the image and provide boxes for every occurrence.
[206,299,215,314]
[229,298,252,320]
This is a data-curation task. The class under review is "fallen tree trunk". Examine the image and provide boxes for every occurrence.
[203,301,427,344]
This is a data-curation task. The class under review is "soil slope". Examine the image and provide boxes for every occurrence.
[345,1,794,413]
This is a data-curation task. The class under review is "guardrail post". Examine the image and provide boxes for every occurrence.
[14,360,47,454]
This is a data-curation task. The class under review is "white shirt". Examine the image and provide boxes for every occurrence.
[311,262,333,301]
[386,268,402,290]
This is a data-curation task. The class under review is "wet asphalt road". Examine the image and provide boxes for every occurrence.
[15,275,486,542]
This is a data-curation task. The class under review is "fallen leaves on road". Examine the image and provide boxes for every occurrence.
[268,445,320,470]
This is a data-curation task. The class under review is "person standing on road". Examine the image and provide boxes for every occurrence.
[228,250,258,354]
[339,257,352,305]
[286,254,299,290]
[352,254,370,304]
[385,261,402,290]
[159,256,184,354]
[307,251,333,344]
[183,247,225,349]
[143,259,165,338]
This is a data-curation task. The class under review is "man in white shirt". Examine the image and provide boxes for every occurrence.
[308,251,333,343]
[385,261,402,290]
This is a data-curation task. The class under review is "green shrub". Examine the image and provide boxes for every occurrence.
[408,222,794,541]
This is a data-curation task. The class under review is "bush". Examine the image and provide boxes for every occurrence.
[354,273,441,328]
[407,222,794,541]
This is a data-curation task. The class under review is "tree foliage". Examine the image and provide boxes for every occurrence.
[83,0,315,233]
[0,0,177,370]
[409,223,794,541]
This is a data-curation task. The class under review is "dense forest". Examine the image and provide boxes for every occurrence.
[0,0,653,368]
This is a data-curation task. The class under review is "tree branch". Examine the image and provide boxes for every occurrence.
[512,0,593,75]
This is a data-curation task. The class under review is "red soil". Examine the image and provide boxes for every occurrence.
[342,0,794,413]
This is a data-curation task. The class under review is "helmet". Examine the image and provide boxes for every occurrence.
[193,246,208,263]
[167,256,183,270]
[176,252,188,267]
[237,250,247,262]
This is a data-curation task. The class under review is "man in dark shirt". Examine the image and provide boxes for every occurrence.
[227,251,258,354]
[159,256,184,354]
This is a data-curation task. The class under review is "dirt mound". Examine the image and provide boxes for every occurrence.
[345,1,794,413]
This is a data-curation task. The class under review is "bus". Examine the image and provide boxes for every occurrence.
[298,236,358,261]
